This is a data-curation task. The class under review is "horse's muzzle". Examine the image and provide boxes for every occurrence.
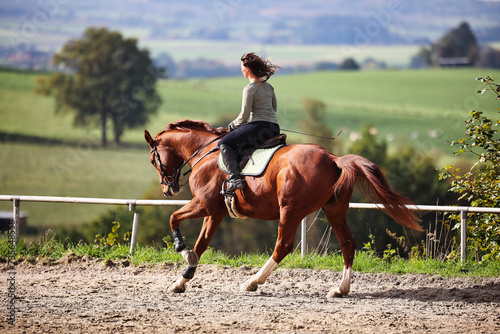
[163,185,180,197]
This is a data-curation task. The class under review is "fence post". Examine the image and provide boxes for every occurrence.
[129,203,140,254]
[460,209,467,262]
[13,198,20,244]
[301,217,307,257]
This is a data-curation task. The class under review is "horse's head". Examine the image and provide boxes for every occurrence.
[145,120,228,197]
[144,129,184,197]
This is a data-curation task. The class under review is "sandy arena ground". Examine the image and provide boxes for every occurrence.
[1,254,499,333]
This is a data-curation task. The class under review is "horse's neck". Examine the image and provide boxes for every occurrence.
[171,131,217,160]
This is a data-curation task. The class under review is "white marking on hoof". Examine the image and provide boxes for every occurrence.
[170,276,189,293]
[327,288,345,298]
[240,257,278,291]
[328,266,352,298]
[255,257,278,284]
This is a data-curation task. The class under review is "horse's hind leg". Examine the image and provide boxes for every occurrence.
[170,212,225,293]
[323,199,356,298]
[241,208,302,292]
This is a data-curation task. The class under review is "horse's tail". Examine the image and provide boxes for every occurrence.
[333,154,423,231]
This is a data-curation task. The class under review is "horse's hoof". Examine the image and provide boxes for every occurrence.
[170,283,186,293]
[327,289,347,298]
[241,280,258,291]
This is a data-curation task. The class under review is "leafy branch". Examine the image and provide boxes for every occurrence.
[438,76,500,262]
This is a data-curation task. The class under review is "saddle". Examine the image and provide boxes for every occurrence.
[218,134,286,219]
[217,134,287,177]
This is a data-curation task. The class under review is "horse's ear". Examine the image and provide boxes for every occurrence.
[144,130,154,146]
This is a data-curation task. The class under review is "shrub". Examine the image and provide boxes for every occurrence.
[439,76,500,262]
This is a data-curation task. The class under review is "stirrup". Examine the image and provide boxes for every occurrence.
[220,178,245,196]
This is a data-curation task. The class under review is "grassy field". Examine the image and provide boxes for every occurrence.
[143,41,421,67]
[1,68,499,229]
[0,142,157,226]
[2,68,499,146]
[153,68,500,156]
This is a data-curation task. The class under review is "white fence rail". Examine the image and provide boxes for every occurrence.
[1,195,500,261]
[0,195,189,254]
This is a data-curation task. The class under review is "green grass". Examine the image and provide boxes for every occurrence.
[0,71,97,142]
[2,236,498,277]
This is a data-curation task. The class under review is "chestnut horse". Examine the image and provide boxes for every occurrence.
[144,120,422,297]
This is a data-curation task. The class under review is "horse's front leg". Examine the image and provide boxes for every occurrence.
[169,206,226,293]
[168,199,208,293]
[169,245,200,293]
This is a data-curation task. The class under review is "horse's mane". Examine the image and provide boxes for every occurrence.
[163,119,228,135]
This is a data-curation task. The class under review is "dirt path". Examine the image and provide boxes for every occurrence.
[1,256,499,333]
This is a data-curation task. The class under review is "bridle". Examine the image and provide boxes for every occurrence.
[150,143,184,188]
[150,134,225,189]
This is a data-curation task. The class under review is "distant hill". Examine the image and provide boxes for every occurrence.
[0,0,498,71]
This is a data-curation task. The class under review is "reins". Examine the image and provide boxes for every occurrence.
[181,134,225,173]
[181,146,220,179]
[151,134,225,187]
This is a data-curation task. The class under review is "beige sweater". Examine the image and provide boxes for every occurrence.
[230,81,278,128]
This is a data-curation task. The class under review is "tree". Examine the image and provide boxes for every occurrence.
[439,76,500,262]
[385,145,451,205]
[414,21,479,67]
[36,27,163,146]
[298,98,339,152]
[350,124,386,166]
[339,58,360,70]
[437,22,479,64]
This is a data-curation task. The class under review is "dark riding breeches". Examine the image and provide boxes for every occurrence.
[218,121,280,155]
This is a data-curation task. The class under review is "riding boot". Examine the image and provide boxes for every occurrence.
[219,144,245,194]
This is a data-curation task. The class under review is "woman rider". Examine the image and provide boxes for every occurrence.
[218,52,281,194]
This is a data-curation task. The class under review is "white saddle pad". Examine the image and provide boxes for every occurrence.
[217,145,284,176]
